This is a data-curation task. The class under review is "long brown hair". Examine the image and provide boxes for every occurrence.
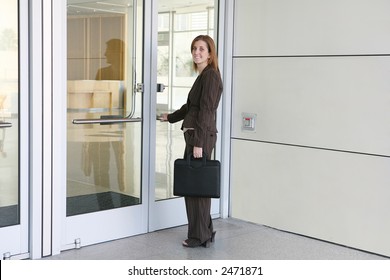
[191,35,218,71]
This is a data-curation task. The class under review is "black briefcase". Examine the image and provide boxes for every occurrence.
[173,155,221,198]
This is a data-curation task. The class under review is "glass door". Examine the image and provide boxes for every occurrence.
[63,0,147,249]
[62,0,221,250]
[0,0,29,259]
[150,0,220,231]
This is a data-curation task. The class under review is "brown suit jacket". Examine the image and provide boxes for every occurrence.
[168,65,223,148]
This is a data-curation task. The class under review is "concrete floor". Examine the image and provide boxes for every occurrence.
[43,218,387,260]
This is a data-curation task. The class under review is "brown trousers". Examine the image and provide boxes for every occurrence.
[183,130,216,243]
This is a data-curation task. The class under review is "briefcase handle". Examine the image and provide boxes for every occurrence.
[186,152,208,165]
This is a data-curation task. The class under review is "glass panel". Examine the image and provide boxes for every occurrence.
[0,0,19,227]
[174,12,209,31]
[66,1,142,216]
[155,0,217,201]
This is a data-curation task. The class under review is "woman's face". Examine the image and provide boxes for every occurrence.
[192,40,210,69]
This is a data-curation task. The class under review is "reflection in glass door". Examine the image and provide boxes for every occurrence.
[0,0,29,259]
[64,0,145,249]
[151,0,220,230]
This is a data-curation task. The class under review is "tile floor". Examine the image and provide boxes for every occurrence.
[43,218,388,260]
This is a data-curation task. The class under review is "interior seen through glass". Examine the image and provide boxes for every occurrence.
[0,1,19,227]
[155,2,215,201]
[67,0,142,216]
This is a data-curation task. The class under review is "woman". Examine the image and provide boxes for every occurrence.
[160,35,223,248]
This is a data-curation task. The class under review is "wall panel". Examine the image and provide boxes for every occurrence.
[234,0,390,56]
[232,57,390,156]
[231,140,390,256]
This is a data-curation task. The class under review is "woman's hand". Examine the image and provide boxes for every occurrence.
[193,146,203,158]
[159,113,168,122]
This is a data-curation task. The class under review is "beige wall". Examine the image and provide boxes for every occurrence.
[230,0,390,256]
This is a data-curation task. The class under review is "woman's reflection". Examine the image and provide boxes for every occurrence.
[95,39,124,80]
[85,38,126,196]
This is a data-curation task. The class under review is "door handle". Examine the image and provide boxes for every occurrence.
[157,83,166,92]
[0,121,12,128]
[72,116,142,125]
